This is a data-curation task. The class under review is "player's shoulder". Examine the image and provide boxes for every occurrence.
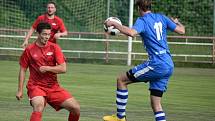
[24,43,36,52]
[37,14,46,19]
[154,12,168,19]
[47,41,61,49]
[54,15,63,21]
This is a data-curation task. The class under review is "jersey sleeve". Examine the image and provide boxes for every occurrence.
[19,48,30,69]
[58,18,67,32]
[32,16,42,29]
[164,16,177,32]
[132,17,145,34]
[54,44,66,64]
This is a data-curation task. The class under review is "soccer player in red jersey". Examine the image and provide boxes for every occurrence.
[22,1,68,48]
[16,22,80,121]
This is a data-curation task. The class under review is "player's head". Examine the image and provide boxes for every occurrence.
[136,0,152,12]
[36,22,51,45]
[46,1,56,16]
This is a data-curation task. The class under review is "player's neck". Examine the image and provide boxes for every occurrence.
[35,39,47,47]
[142,11,151,16]
[46,14,55,19]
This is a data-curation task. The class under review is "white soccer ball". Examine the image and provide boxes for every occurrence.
[104,17,122,35]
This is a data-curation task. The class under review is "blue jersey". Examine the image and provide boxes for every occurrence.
[132,13,176,68]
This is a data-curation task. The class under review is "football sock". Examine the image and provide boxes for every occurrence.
[30,111,42,121]
[116,88,128,119]
[154,111,166,121]
[68,112,80,121]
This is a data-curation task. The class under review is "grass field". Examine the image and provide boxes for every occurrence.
[0,60,215,121]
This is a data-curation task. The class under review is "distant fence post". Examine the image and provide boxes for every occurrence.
[127,0,134,66]
[213,39,215,64]
[213,0,215,64]
[105,33,109,63]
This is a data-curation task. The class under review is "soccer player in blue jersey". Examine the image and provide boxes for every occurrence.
[103,0,185,121]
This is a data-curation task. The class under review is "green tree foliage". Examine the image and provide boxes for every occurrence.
[152,0,213,36]
[0,0,213,36]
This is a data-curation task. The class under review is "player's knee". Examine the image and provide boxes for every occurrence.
[71,105,80,115]
[68,101,80,114]
[117,76,125,86]
[150,89,163,112]
[32,103,45,112]
[74,103,80,114]
[117,74,131,86]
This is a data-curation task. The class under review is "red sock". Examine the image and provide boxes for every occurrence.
[68,112,80,121]
[30,111,42,121]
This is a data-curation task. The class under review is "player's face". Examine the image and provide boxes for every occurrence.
[38,29,51,45]
[47,3,56,16]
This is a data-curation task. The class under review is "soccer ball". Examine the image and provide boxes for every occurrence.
[104,17,122,35]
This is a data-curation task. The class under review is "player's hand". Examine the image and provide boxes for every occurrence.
[39,66,49,73]
[21,41,28,49]
[54,33,62,39]
[16,91,23,100]
[104,20,113,27]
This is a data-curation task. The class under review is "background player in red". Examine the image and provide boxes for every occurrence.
[16,22,80,121]
[22,1,68,48]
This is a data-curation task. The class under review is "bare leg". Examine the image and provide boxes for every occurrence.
[30,96,46,121]
[61,98,80,121]
[150,95,163,112]
[150,94,166,121]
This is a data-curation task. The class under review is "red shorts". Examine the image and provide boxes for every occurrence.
[27,82,73,111]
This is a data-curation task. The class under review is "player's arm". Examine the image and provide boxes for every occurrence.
[39,44,66,74]
[171,18,185,34]
[39,62,66,74]
[54,30,68,39]
[22,27,35,48]
[115,24,138,37]
[16,66,27,100]
[54,19,68,39]
[105,21,138,37]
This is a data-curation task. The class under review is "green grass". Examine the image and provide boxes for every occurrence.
[0,60,215,121]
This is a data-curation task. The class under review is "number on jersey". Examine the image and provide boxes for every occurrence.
[154,22,163,41]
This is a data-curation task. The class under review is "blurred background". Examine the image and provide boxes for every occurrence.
[0,0,214,67]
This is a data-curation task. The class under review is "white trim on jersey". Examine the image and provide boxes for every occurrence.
[134,66,154,78]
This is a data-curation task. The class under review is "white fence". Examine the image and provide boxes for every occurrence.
[0,29,215,65]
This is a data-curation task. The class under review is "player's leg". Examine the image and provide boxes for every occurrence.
[116,73,132,119]
[103,73,131,121]
[27,84,47,121]
[103,62,159,121]
[30,96,46,121]
[150,89,166,121]
[47,86,80,121]
[60,97,80,121]
[149,67,173,121]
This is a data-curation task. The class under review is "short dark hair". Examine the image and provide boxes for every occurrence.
[136,0,152,12]
[36,22,51,34]
[47,1,57,8]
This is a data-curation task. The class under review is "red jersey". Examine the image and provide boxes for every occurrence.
[32,14,67,43]
[20,41,65,87]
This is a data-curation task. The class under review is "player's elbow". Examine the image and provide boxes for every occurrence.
[128,33,135,37]
[58,63,67,73]
[179,29,185,34]
[63,31,68,36]
[175,26,185,34]
[61,66,67,73]
[127,29,137,37]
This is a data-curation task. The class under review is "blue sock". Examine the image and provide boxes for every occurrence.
[116,88,128,119]
[154,111,166,121]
